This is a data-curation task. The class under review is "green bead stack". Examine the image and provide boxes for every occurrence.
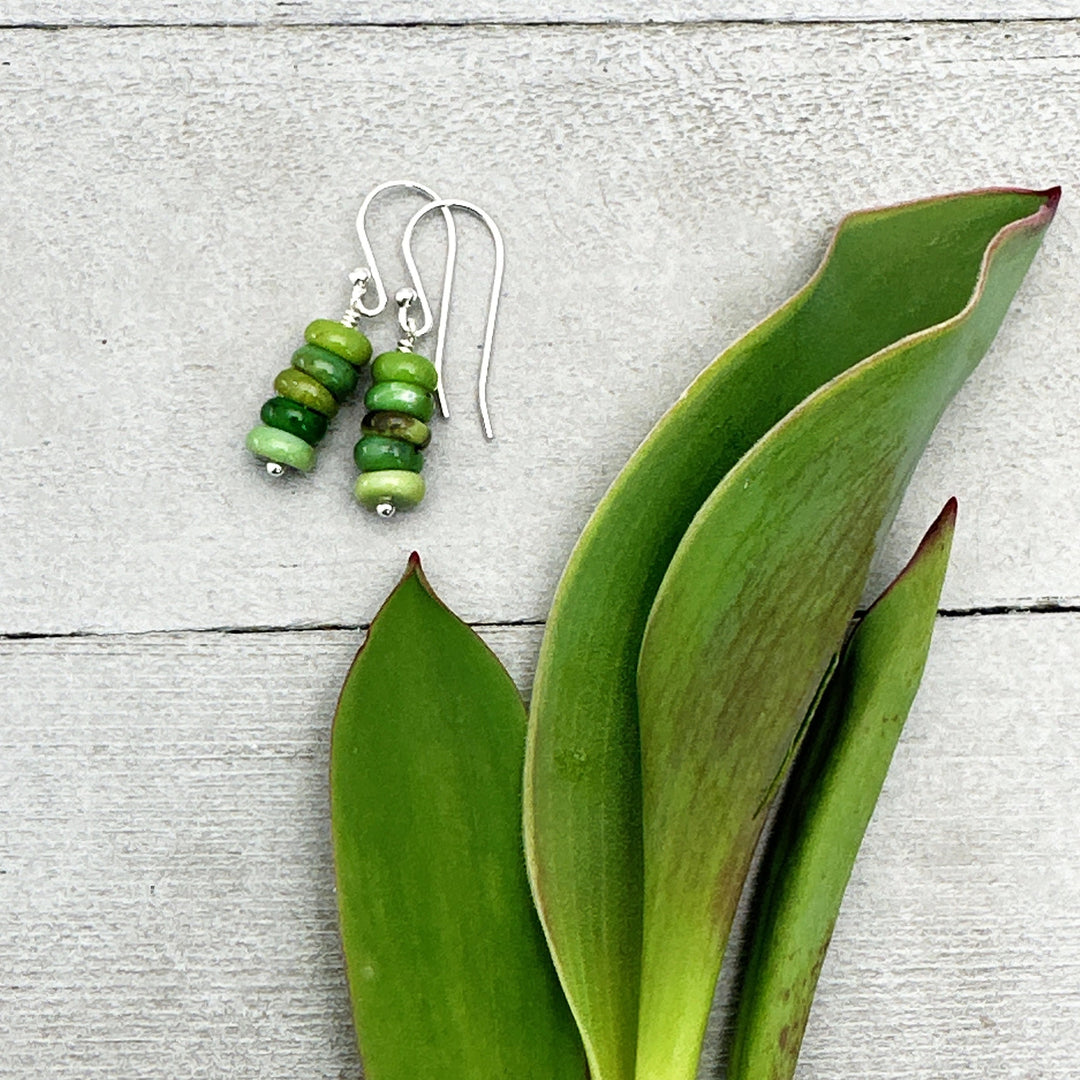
[246,319,373,475]
[354,348,438,516]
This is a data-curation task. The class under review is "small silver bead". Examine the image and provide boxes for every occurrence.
[266,461,286,477]
[375,502,396,519]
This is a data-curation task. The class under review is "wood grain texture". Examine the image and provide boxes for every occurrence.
[0,22,1076,634]
[2,2,1080,26]
[0,616,1076,1077]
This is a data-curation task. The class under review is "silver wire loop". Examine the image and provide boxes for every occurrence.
[395,287,423,343]
[352,181,457,320]
[341,267,372,328]
[402,199,505,440]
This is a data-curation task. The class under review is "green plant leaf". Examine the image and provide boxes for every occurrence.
[331,555,585,1080]
[635,194,1055,1080]
[726,498,957,1080]
[524,188,1057,1080]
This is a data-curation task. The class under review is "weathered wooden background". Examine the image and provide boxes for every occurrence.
[1,4,1078,1077]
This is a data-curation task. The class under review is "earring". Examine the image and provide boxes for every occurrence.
[353,198,505,517]
[244,181,454,477]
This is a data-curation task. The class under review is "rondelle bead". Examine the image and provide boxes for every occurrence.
[364,380,435,422]
[246,425,316,473]
[260,396,329,445]
[354,434,424,473]
[371,350,439,393]
[361,410,432,449]
[274,368,338,417]
[305,319,373,367]
[291,343,359,401]
[354,469,426,511]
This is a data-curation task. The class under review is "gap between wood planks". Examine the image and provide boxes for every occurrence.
[1,601,1079,641]
[2,16,1080,30]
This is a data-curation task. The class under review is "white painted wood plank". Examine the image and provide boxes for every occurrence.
[0,615,1077,1076]
[1,2,1078,26]
[0,23,1077,633]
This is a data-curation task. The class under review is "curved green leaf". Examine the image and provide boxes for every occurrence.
[331,556,585,1080]
[524,187,1057,1080]
[635,196,1055,1080]
[727,498,957,1080]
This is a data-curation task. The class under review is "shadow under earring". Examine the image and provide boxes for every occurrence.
[353,198,504,517]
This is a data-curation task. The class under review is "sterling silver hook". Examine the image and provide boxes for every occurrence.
[351,181,457,324]
[401,199,504,440]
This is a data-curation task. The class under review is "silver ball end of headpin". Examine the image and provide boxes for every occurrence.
[266,461,286,477]
[375,502,396,519]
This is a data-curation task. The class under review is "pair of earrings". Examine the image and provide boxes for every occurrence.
[245,180,504,518]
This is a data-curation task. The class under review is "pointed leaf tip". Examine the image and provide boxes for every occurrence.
[332,551,584,1080]
[872,497,957,612]
[728,502,957,1080]
[931,495,958,536]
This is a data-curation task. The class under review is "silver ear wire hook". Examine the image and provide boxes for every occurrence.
[402,199,504,440]
[351,181,457,321]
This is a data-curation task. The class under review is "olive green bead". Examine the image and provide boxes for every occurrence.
[305,319,373,366]
[354,469,426,511]
[371,350,439,392]
[365,381,435,422]
[361,410,432,449]
[291,343,359,401]
[260,396,328,444]
[354,434,424,473]
[246,425,316,472]
[274,368,338,417]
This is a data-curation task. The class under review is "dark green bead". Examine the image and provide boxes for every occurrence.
[371,350,439,392]
[291,343,359,401]
[365,381,435,422]
[361,410,432,449]
[354,434,424,473]
[304,319,372,366]
[260,396,328,444]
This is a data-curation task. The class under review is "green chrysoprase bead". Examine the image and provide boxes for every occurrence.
[365,381,435,422]
[305,319,373,366]
[274,368,338,417]
[291,343,359,401]
[354,434,424,473]
[361,410,432,449]
[371,350,439,392]
[260,396,329,444]
[246,424,316,472]
[354,469,426,511]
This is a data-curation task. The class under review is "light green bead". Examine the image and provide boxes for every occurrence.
[274,368,338,417]
[305,319,373,366]
[371,350,439,392]
[246,425,316,472]
[354,470,426,511]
